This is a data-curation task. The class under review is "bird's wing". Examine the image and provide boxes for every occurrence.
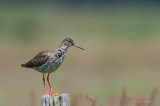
[21,50,50,68]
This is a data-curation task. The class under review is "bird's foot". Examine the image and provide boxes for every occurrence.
[50,91,59,95]
[49,89,59,95]
[45,92,49,95]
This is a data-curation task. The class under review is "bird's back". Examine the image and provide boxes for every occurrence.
[21,48,66,73]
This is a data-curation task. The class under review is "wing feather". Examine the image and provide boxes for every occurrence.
[21,51,50,68]
[21,49,64,68]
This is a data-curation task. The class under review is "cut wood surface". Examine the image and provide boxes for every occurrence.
[41,94,70,106]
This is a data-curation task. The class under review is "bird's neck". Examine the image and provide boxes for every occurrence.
[59,44,68,51]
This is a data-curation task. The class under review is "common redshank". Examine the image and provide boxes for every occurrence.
[21,38,84,95]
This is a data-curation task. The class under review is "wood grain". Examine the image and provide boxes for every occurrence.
[41,94,70,106]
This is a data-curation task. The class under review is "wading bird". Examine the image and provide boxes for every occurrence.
[21,38,84,95]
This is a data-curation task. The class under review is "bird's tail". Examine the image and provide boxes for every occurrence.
[21,64,25,67]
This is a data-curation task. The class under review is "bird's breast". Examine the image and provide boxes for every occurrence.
[47,53,66,73]
[34,51,66,73]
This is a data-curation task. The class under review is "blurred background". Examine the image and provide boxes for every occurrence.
[0,0,160,106]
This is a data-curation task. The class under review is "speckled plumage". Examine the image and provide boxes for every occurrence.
[29,49,66,73]
[21,39,71,73]
[21,38,84,95]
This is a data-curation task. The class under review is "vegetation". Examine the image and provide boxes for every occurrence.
[0,3,160,106]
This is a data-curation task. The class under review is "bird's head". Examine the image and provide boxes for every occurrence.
[60,38,85,50]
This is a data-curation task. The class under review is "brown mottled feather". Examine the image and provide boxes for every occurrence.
[21,38,80,70]
[21,51,50,68]
[21,49,64,68]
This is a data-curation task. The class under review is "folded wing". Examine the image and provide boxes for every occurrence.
[21,51,50,68]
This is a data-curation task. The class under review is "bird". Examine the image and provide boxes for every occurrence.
[21,38,85,95]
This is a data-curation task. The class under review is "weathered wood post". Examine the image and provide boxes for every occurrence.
[41,94,70,106]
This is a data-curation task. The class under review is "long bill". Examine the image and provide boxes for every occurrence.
[73,44,85,50]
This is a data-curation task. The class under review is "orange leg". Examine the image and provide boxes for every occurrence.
[43,74,49,95]
[47,73,59,95]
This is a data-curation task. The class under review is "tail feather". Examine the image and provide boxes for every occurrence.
[21,64,25,67]
[21,62,33,68]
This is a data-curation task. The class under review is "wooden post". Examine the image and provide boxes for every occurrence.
[41,94,70,106]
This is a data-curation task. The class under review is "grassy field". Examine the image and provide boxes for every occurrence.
[0,3,160,106]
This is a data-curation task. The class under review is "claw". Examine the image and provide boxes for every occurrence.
[49,89,59,95]
[50,91,59,95]
[45,92,49,95]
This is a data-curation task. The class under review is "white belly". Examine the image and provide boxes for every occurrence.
[33,54,65,73]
